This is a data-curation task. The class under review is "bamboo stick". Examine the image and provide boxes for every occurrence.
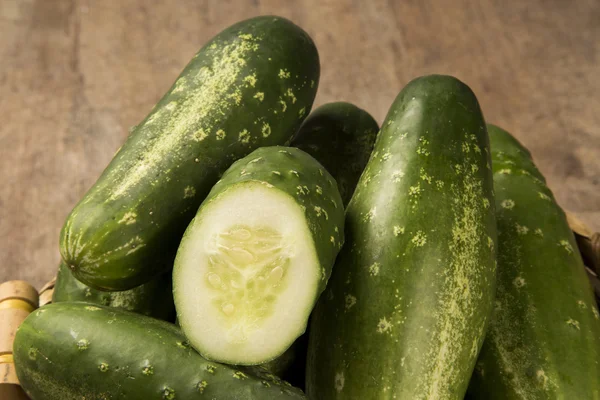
[0,281,38,400]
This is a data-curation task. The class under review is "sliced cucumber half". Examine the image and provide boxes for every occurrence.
[174,147,344,366]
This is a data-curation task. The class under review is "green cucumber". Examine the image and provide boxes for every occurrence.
[306,75,497,399]
[292,102,379,205]
[13,303,305,400]
[467,125,600,399]
[173,146,344,366]
[60,16,320,291]
[254,345,297,377]
[269,334,309,389]
[247,333,309,388]
[52,262,175,321]
[258,102,378,386]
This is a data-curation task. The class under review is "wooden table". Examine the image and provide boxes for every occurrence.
[1,0,599,288]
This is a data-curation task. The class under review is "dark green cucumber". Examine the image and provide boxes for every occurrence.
[52,262,175,321]
[13,303,306,400]
[260,102,377,386]
[269,333,309,389]
[60,16,320,291]
[254,345,297,377]
[467,125,600,399]
[307,75,497,399]
[249,333,309,389]
[174,146,344,365]
[291,102,379,205]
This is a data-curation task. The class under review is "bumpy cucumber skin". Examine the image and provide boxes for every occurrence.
[467,125,600,399]
[52,262,175,321]
[13,303,306,400]
[174,146,344,363]
[307,75,497,399]
[260,102,377,385]
[292,102,379,206]
[60,16,320,291]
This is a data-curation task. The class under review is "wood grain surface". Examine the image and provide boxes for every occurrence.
[1,0,599,288]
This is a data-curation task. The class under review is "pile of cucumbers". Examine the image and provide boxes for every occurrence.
[13,15,600,400]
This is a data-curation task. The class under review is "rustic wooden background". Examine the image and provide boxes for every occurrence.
[1,0,599,288]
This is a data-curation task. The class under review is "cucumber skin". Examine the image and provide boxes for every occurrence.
[60,16,320,291]
[174,146,345,363]
[270,102,377,387]
[467,125,600,399]
[292,102,379,206]
[248,333,309,389]
[253,346,297,378]
[52,262,175,321]
[307,75,497,399]
[13,303,306,400]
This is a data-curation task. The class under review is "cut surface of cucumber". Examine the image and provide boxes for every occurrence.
[176,183,320,364]
[175,146,344,366]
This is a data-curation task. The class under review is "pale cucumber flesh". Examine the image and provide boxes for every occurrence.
[207,225,290,333]
[175,183,319,365]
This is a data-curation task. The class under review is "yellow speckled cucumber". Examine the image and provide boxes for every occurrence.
[292,102,379,205]
[307,75,497,399]
[13,303,305,400]
[174,146,344,366]
[467,125,600,399]
[60,16,320,291]
[52,262,175,321]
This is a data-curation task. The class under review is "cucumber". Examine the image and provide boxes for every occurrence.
[60,16,320,291]
[253,345,298,378]
[52,262,175,321]
[173,146,344,366]
[272,334,309,389]
[467,125,600,399]
[291,102,379,205]
[13,303,305,400]
[258,102,378,386]
[248,334,309,389]
[306,75,497,399]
